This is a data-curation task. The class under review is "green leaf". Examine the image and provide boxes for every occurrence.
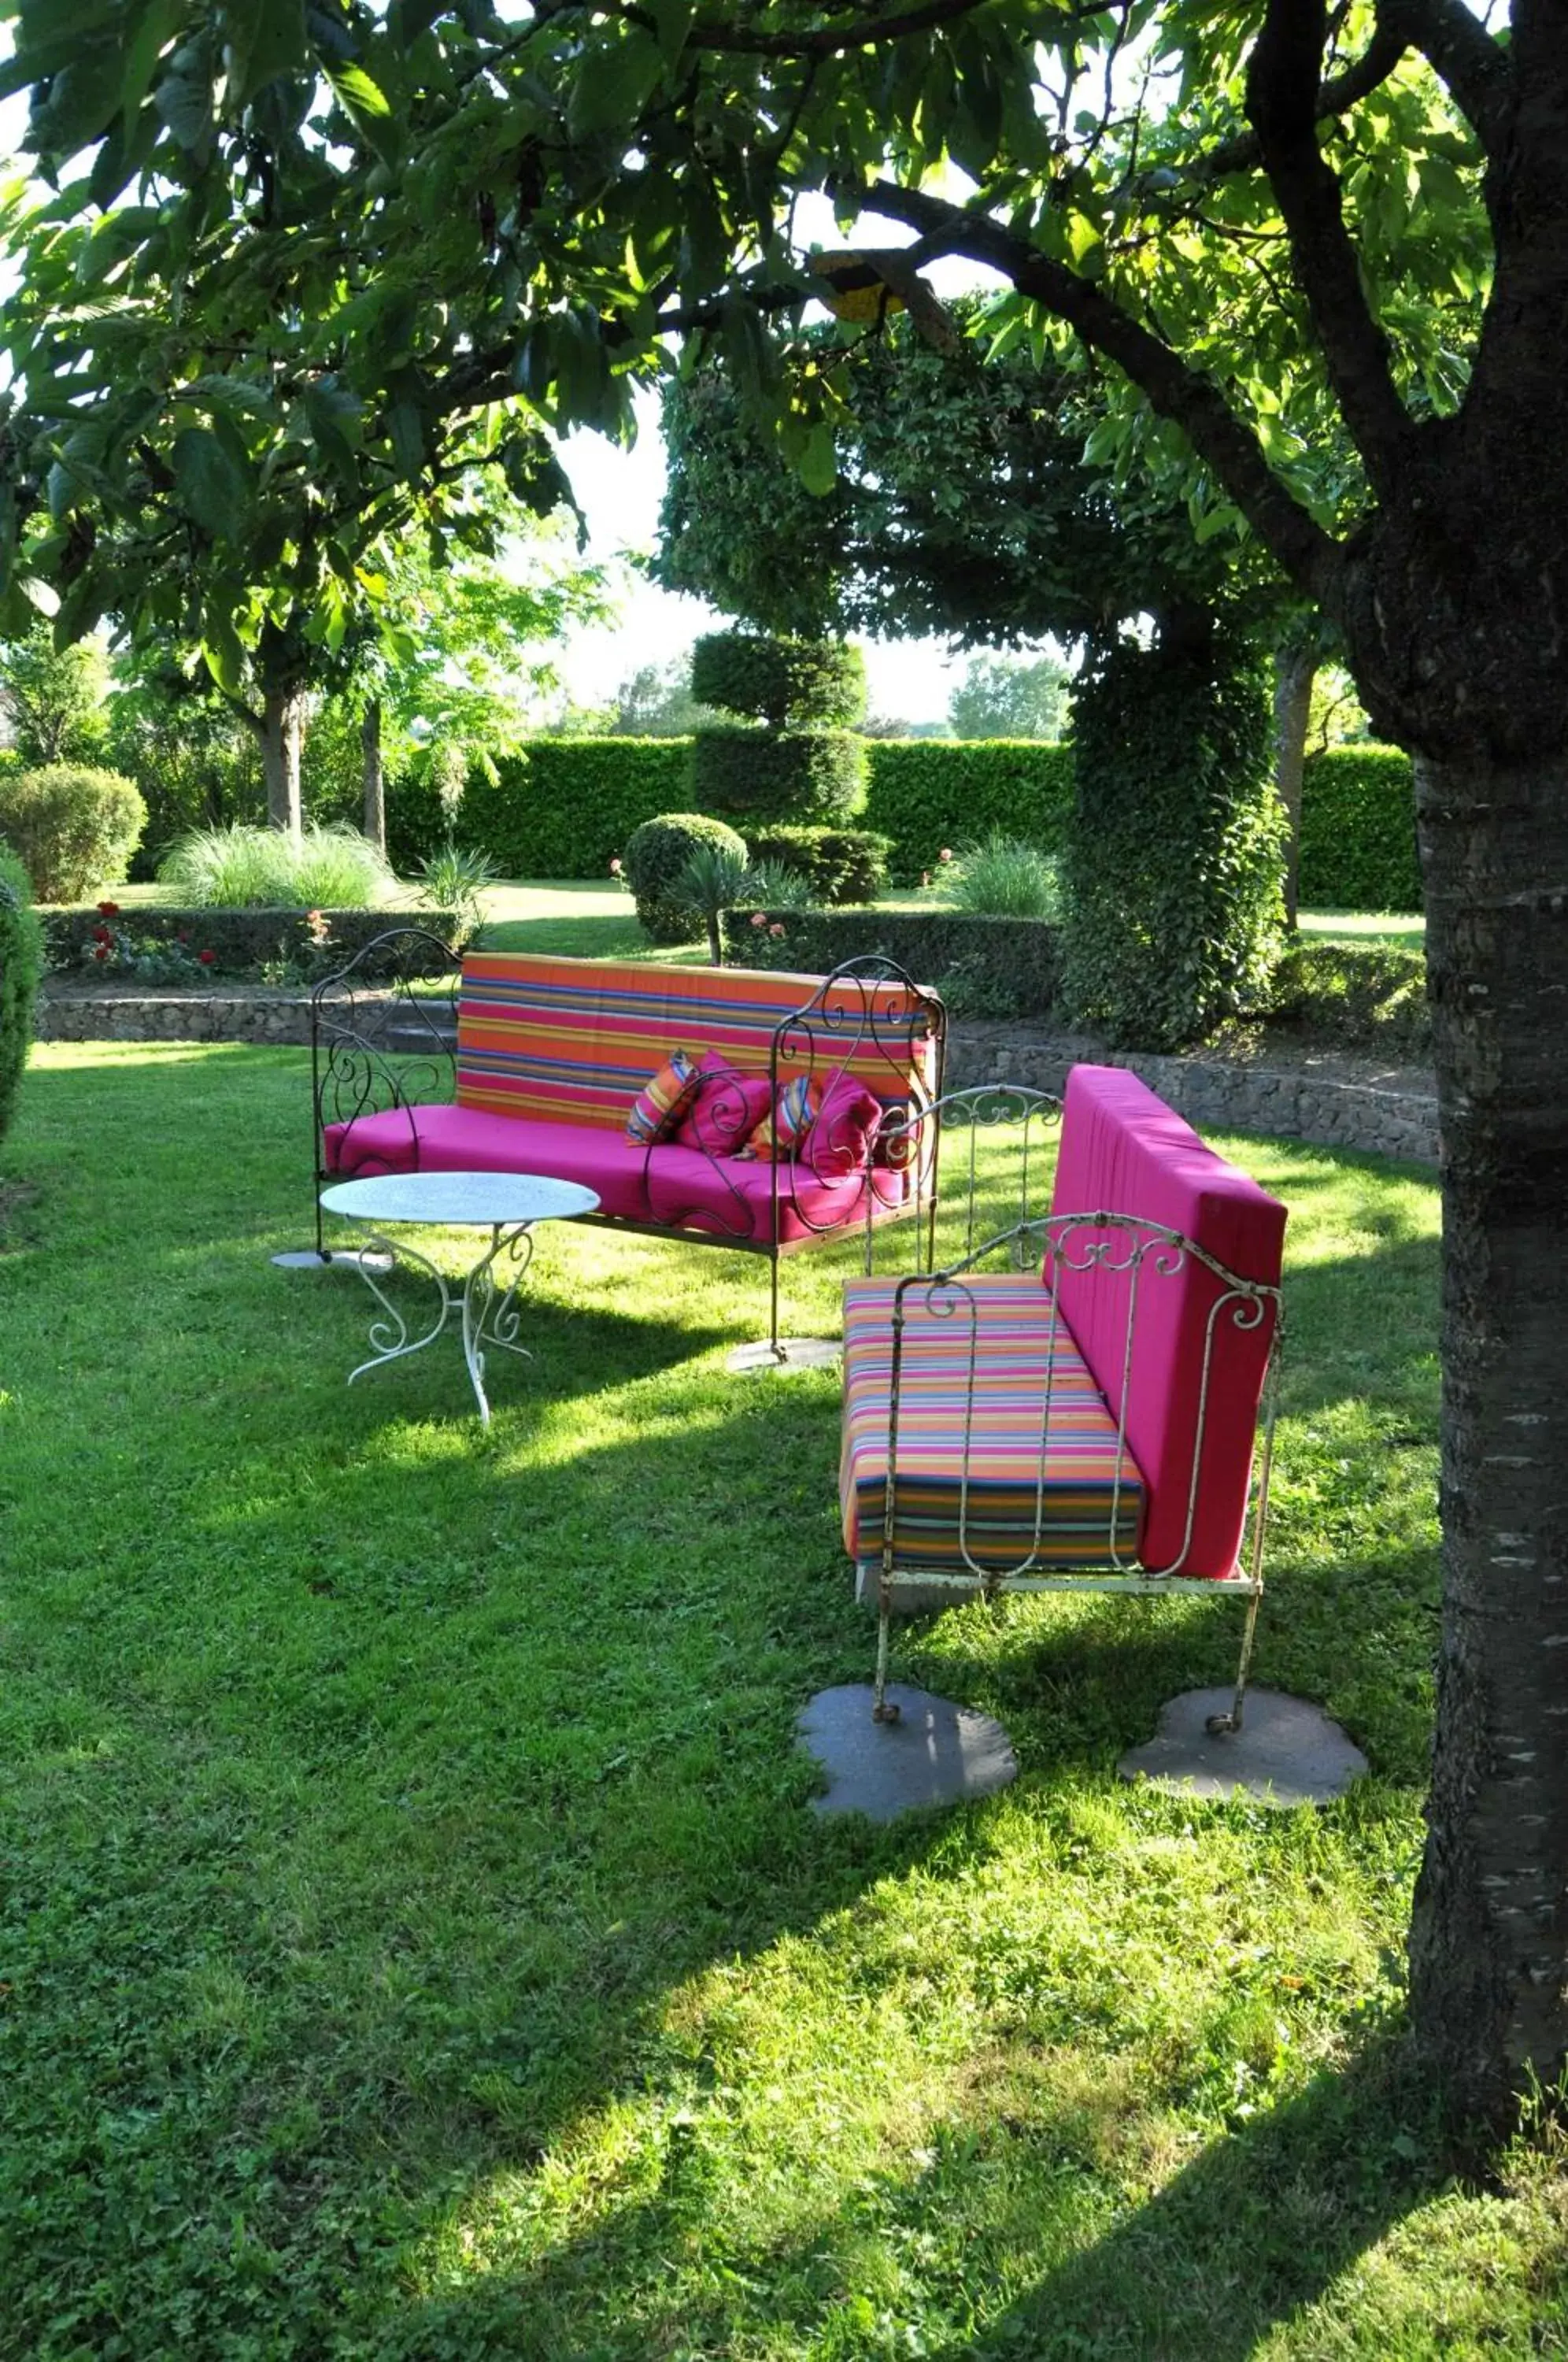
[120,0,182,135]
[386,398,425,479]
[799,421,836,498]
[171,424,249,535]
[202,610,248,697]
[565,31,664,140]
[223,0,309,108]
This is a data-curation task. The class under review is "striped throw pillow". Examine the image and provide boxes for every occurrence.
[626,1049,706,1146]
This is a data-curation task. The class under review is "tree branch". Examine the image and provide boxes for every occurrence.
[862,180,1342,604]
[1245,0,1414,500]
[1384,0,1512,152]
[1192,13,1406,183]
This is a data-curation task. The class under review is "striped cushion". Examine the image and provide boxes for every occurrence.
[456,953,937,1131]
[840,1275,1145,1579]
[625,1049,704,1146]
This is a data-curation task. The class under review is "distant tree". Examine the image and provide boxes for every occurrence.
[0,624,109,766]
[608,661,719,738]
[949,654,1069,742]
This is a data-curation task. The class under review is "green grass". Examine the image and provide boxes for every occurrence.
[0,1044,1559,2355]
[1297,911,1425,947]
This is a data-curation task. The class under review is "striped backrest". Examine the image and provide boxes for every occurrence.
[457,953,939,1131]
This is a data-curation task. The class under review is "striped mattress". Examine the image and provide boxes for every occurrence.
[455,953,937,1131]
[841,1274,1145,1581]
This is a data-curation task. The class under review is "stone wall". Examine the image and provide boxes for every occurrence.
[35,990,1439,1164]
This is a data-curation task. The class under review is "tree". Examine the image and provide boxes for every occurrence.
[949,653,1069,742]
[609,661,719,737]
[0,621,109,765]
[0,0,1555,2129]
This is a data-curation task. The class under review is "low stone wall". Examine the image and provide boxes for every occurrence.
[943,1021,1438,1166]
[35,990,1440,1164]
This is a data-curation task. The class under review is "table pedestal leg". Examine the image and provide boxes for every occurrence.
[342,1235,450,1385]
[460,1224,536,1424]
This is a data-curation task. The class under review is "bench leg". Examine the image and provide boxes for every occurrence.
[1207,1586,1263,1736]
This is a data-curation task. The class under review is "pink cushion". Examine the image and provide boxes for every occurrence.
[671,1054,774,1157]
[323,1103,904,1245]
[1047,1066,1286,1579]
[800,1073,882,1179]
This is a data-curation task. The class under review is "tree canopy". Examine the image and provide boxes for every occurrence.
[0,0,1562,2131]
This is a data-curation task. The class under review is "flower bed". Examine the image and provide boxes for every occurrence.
[43,902,460,984]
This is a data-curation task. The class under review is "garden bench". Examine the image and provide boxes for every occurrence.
[296,929,947,1361]
[840,1065,1287,1730]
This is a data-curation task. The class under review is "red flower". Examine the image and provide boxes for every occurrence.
[608,857,623,877]
[97,899,120,917]
[198,948,216,965]
[91,924,111,945]
[92,942,109,962]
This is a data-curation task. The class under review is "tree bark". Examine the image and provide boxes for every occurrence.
[362,698,386,856]
[1272,639,1315,929]
[1406,746,1568,2127]
[261,683,306,836]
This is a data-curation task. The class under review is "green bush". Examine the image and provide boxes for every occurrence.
[937,831,1060,918]
[1061,635,1285,1051]
[690,727,867,824]
[863,742,1075,884]
[722,905,1060,1019]
[387,740,690,881]
[1298,746,1420,913]
[0,764,147,903]
[1269,938,1430,1057]
[741,824,890,903]
[43,903,461,981]
[624,812,748,944]
[157,822,395,909]
[690,632,865,726]
[0,847,44,1145]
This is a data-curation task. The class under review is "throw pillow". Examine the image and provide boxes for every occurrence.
[801,1072,882,1177]
[743,1072,823,1162]
[626,1049,705,1146]
[672,1053,774,1157]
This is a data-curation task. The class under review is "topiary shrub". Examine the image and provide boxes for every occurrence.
[741,824,890,903]
[1060,628,1285,1050]
[0,764,147,903]
[690,632,865,727]
[690,727,867,824]
[0,848,44,1146]
[624,812,748,944]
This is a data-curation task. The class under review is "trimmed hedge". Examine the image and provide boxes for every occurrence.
[0,764,148,903]
[1297,746,1419,912]
[623,813,748,944]
[741,824,890,904]
[691,632,865,726]
[43,905,460,981]
[690,726,867,823]
[1268,937,1430,1058]
[386,741,690,881]
[0,848,44,1145]
[721,905,1060,1020]
[863,742,1076,884]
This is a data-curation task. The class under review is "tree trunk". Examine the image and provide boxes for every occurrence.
[261,683,307,837]
[1407,746,1568,2127]
[1272,639,1315,929]
[362,698,386,856]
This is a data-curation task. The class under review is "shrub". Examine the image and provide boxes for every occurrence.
[863,742,1075,884]
[1269,939,1430,1057]
[1061,634,1285,1050]
[0,764,146,902]
[691,632,865,726]
[690,727,867,823]
[937,831,1060,918]
[157,823,394,909]
[1298,746,1420,913]
[0,848,44,1145]
[624,812,747,944]
[722,905,1060,1019]
[412,843,499,942]
[741,824,889,903]
[43,904,462,980]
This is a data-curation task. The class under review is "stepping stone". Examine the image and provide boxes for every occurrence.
[1118,1686,1368,1807]
[798,1683,1018,1820]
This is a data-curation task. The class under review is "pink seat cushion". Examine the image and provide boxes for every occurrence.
[1047,1066,1286,1578]
[671,1056,774,1157]
[323,1103,901,1244]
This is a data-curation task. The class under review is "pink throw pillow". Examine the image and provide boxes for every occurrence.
[801,1073,882,1178]
[673,1054,774,1157]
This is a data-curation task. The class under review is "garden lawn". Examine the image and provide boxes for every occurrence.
[0,1045,1559,2359]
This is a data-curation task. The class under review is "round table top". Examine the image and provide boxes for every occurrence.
[320,1172,601,1227]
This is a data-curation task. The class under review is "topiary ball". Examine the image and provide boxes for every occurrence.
[623,812,748,944]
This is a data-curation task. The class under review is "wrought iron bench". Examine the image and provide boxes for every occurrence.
[841,1066,1286,1732]
[286,929,947,1364]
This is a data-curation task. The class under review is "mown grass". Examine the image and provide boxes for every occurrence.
[1,1046,1558,2357]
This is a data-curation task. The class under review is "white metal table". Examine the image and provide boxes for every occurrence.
[319,1171,600,1423]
